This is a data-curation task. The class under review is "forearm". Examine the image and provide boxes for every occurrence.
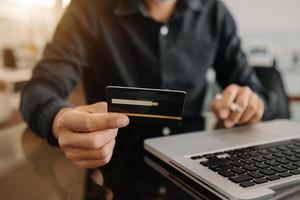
[20,0,98,145]
[20,62,81,145]
[20,77,72,146]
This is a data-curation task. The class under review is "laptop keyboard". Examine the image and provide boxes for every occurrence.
[192,139,300,188]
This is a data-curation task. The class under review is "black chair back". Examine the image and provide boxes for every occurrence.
[253,66,291,119]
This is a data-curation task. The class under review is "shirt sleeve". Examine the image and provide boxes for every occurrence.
[20,0,98,146]
[212,1,277,120]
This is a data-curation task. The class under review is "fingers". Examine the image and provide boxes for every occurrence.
[224,86,252,128]
[74,153,113,169]
[248,96,264,124]
[54,102,127,169]
[58,111,129,132]
[62,137,116,169]
[211,84,264,128]
[63,140,116,161]
[59,129,118,149]
[212,84,240,119]
[238,94,258,124]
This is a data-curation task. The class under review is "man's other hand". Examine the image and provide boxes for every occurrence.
[211,84,264,128]
[52,102,129,169]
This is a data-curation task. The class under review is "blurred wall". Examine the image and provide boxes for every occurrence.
[223,0,300,96]
[0,0,65,67]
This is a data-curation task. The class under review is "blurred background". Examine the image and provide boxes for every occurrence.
[0,0,299,129]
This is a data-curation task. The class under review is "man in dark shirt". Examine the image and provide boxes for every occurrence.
[21,0,276,169]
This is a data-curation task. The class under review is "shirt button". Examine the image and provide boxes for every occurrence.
[162,127,171,136]
[160,25,169,36]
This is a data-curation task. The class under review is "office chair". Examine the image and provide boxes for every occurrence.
[253,66,291,119]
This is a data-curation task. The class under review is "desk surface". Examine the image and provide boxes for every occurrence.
[0,123,213,200]
[1,123,300,200]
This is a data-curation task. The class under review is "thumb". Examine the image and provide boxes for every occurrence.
[77,102,108,113]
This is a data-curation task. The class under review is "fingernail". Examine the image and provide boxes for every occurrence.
[219,109,229,119]
[116,116,130,127]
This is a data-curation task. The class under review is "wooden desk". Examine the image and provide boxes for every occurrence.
[0,124,86,200]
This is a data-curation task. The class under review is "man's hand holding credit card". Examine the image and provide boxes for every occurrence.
[106,86,186,126]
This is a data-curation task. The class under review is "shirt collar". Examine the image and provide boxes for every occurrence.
[114,0,202,16]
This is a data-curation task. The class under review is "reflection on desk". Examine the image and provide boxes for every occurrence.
[0,124,86,200]
[2,123,300,200]
[0,124,197,200]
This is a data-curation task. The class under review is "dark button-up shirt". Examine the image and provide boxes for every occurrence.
[21,0,276,146]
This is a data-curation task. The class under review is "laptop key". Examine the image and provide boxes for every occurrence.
[293,161,300,167]
[287,144,297,149]
[200,161,209,166]
[191,155,202,160]
[201,159,222,167]
[293,139,300,143]
[229,174,252,183]
[242,159,255,165]
[209,165,220,172]
[252,156,266,162]
[263,154,277,160]
[276,158,290,164]
[231,161,245,167]
[268,148,280,153]
[286,156,300,162]
[279,172,292,178]
[260,149,270,154]
[265,160,280,166]
[273,153,286,158]
[293,142,300,147]
[260,168,276,176]
[228,156,240,161]
[255,162,270,169]
[283,151,296,156]
[248,151,260,157]
[277,146,290,151]
[243,165,259,172]
[218,170,235,177]
[248,172,264,179]
[240,181,255,188]
[218,164,234,170]
[291,148,300,154]
[283,164,298,170]
[232,168,246,174]
[267,175,280,181]
[203,154,216,159]
[254,178,268,184]
[271,166,287,173]
[290,169,300,175]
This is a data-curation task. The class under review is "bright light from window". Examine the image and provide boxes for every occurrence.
[9,0,56,8]
[63,0,71,8]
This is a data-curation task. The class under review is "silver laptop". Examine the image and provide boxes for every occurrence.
[144,119,300,200]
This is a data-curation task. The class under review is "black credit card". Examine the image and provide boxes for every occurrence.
[106,86,186,126]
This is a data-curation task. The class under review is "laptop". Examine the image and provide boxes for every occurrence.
[144,119,300,200]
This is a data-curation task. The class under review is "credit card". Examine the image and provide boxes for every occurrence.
[106,86,186,126]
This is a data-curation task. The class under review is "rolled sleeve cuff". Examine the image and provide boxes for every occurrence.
[36,99,72,146]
